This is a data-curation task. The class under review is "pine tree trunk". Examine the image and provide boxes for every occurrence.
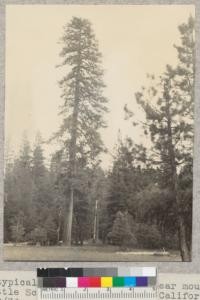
[57,209,61,244]
[165,84,191,261]
[64,187,74,245]
[63,105,79,246]
[62,32,82,246]
[178,215,191,261]
[93,199,98,243]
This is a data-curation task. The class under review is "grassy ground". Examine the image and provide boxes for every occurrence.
[4,244,181,261]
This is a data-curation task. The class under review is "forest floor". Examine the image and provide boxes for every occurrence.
[4,244,181,261]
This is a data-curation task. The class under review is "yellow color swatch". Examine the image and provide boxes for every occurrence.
[101,277,113,287]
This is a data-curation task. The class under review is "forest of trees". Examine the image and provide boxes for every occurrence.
[4,16,194,261]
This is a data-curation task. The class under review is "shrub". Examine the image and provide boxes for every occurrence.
[163,232,179,249]
[136,224,163,249]
[107,211,137,249]
[30,226,47,245]
[44,216,58,245]
[10,223,25,243]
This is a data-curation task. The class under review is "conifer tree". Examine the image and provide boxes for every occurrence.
[16,136,33,212]
[32,133,46,186]
[57,17,108,245]
[5,136,33,241]
[106,138,146,227]
[108,211,136,249]
[134,17,194,261]
[10,220,25,243]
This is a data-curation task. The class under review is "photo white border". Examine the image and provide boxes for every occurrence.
[0,0,199,273]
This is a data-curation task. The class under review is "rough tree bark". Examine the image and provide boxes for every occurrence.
[93,198,99,243]
[165,82,191,261]
[63,32,81,246]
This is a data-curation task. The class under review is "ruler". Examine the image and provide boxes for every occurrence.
[38,287,157,299]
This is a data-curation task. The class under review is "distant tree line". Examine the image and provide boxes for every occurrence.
[4,16,194,261]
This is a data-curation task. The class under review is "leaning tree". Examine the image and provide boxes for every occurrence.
[122,16,194,261]
[134,17,194,261]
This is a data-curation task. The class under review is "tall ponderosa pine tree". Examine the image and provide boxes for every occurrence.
[57,17,108,245]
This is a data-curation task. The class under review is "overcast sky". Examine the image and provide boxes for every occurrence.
[5,4,195,169]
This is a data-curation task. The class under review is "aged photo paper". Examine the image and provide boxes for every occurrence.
[0,271,200,300]
[4,4,195,262]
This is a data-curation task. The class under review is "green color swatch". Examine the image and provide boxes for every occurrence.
[113,277,124,287]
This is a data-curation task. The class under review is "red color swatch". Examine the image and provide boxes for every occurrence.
[88,277,101,287]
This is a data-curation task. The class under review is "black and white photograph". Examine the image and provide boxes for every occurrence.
[4,5,195,262]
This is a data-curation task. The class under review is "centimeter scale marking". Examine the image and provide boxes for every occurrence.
[38,287,157,300]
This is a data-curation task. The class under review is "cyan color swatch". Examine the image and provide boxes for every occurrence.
[124,277,136,287]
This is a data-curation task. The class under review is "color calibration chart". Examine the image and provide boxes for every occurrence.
[37,267,157,299]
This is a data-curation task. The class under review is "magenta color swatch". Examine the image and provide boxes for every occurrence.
[78,277,90,287]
